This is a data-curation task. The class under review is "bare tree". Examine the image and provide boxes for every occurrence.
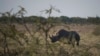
[39,5,61,56]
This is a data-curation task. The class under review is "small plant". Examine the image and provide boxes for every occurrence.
[92,25,100,36]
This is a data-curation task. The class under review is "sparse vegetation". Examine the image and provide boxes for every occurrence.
[0,6,100,56]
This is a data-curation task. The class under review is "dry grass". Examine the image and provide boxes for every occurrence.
[19,24,100,56]
[1,23,100,56]
[51,24,100,56]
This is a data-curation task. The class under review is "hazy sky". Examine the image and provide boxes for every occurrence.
[0,0,100,17]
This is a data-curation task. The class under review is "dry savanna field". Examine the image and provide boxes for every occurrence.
[17,24,100,56]
[0,23,100,56]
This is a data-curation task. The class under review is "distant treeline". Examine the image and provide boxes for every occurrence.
[0,15,100,24]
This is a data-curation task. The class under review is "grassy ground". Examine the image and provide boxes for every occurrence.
[20,24,100,56]
[47,24,100,56]
[0,24,100,56]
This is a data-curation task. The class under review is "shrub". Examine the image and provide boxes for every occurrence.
[92,25,100,36]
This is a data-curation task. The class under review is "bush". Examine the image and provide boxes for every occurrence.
[92,25,100,36]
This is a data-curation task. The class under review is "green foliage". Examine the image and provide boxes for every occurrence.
[60,16,70,23]
[87,16,100,24]
[1,15,100,25]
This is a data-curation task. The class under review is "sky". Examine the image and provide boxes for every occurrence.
[0,0,100,18]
